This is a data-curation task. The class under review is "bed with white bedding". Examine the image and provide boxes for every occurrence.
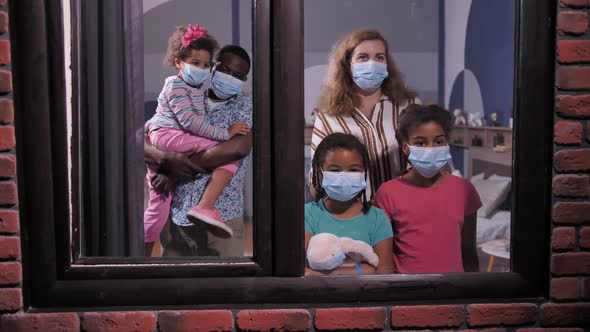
[465,156,513,271]
[466,154,513,245]
[477,210,511,244]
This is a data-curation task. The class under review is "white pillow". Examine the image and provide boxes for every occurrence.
[471,176,511,218]
[488,174,511,182]
[471,173,485,182]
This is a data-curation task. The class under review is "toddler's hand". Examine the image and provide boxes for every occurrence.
[228,122,251,137]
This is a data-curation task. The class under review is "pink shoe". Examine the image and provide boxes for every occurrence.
[187,207,233,239]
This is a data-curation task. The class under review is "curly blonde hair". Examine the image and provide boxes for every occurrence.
[317,28,417,116]
[163,26,220,68]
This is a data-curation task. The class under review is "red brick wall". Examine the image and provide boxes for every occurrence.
[1,1,590,331]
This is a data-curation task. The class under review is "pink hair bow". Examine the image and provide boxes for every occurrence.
[180,24,208,49]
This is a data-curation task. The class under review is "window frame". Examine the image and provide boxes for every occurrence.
[13,0,554,309]
[64,0,274,277]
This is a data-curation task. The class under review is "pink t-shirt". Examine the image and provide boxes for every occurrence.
[373,175,481,274]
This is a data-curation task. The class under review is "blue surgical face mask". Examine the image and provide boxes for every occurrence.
[321,171,367,202]
[307,247,346,271]
[407,145,452,178]
[181,62,209,87]
[211,71,244,99]
[352,60,389,91]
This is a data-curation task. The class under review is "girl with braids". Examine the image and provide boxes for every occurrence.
[305,133,394,276]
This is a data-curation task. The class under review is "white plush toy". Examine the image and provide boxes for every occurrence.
[306,233,379,271]
[453,108,466,126]
[468,111,485,127]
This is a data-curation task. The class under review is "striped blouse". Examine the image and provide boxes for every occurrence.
[311,96,414,199]
[146,76,230,141]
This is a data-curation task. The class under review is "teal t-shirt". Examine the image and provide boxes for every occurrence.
[304,200,393,247]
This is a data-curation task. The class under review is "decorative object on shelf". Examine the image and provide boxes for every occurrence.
[471,134,483,147]
[468,111,484,127]
[453,108,466,126]
[451,125,513,153]
[492,132,505,147]
[490,112,501,127]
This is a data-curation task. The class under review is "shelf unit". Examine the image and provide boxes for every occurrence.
[450,125,513,149]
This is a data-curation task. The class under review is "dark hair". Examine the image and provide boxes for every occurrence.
[163,26,219,68]
[311,133,371,213]
[397,103,452,142]
[216,45,251,69]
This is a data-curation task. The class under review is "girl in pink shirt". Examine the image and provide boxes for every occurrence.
[373,104,481,273]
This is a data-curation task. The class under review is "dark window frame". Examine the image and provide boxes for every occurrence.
[65,0,274,277]
[12,0,554,309]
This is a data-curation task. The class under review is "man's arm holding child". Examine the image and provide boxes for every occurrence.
[189,131,252,171]
[144,131,252,194]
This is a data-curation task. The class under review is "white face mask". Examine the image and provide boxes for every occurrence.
[407,145,452,178]
[352,60,388,91]
[181,62,209,87]
[321,171,367,201]
[211,71,244,99]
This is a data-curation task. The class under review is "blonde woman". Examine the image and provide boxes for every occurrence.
[310,28,418,199]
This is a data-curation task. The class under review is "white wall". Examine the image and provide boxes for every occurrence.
[303,0,440,117]
[443,0,472,108]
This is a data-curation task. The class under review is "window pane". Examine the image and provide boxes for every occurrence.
[73,0,256,258]
[303,0,515,275]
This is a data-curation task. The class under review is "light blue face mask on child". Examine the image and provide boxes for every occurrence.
[352,60,389,91]
[407,145,452,178]
[321,171,367,202]
[211,71,244,100]
[307,247,346,271]
[181,62,209,87]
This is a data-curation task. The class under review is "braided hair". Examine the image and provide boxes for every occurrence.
[311,133,371,213]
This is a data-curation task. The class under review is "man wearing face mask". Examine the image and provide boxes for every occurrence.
[145,45,253,257]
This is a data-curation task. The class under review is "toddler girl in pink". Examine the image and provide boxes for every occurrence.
[374,104,481,273]
[144,24,250,247]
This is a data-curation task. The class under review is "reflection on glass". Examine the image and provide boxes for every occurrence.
[142,0,254,258]
[304,0,514,274]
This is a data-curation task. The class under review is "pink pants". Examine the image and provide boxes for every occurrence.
[144,128,238,243]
